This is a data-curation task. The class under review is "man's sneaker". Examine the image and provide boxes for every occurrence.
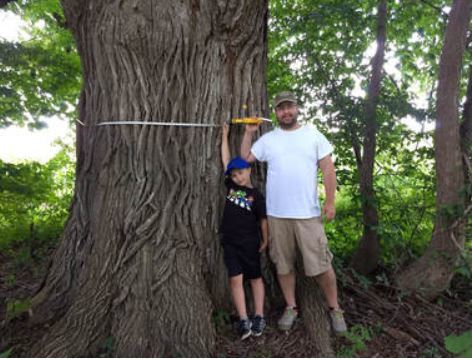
[251,315,266,337]
[238,318,252,340]
[329,308,347,334]
[278,307,298,331]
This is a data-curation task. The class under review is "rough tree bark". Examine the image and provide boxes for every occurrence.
[26,0,334,356]
[397,0,471,299]
[28,0,270,356]
[350,0,387,275]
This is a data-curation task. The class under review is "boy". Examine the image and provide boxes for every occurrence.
[220,123,268,340]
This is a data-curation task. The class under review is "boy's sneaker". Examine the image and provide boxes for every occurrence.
[238,318,252,340]
[251,315,266,337]
[329,308,347,334]
[278,306,298,331]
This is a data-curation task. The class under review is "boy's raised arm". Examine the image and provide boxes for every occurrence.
[221,123,231,170]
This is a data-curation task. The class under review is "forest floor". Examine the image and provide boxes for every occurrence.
[0,249,471,357]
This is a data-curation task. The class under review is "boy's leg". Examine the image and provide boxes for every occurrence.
[249,277,265,316]
[229,274,247,318]
[249,277,266,336]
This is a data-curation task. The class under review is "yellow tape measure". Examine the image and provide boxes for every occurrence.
[230,117,272,125]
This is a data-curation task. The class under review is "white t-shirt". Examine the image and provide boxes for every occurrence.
[251,124,333,218]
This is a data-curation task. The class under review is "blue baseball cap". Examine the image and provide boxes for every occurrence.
[225,156,250,176]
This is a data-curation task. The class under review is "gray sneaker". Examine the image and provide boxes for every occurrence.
[329,309,347,333]
[251,315,266,337]
[278,307,298,331]
[238,318,252,340]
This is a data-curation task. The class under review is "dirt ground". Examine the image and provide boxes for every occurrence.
[1,251,471,357]
[213,268,471,357]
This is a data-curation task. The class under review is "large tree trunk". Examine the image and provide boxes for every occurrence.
[397,0,471,299]
[350,0,387,275]
[28,1,269,356]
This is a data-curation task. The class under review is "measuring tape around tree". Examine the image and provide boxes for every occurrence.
[94,117,272,127]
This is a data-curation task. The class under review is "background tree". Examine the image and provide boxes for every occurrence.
[350,0,387,274]
[397,0,471,299]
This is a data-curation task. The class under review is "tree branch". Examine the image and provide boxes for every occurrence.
[418,0,449,19]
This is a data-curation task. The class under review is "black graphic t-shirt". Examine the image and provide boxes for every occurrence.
[221,178,267,241]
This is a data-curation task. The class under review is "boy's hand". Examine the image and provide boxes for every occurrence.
[222,123,229,137]
[245,123,260,134]
[259,239,268,252]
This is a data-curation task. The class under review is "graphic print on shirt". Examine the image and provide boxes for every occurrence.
[227,189,254,211]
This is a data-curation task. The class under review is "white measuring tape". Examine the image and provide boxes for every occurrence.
[77,117,271,127]
[96,121,219,127]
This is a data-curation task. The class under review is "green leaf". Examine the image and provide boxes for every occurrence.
[0,348,12,358]
[445,331,472,357]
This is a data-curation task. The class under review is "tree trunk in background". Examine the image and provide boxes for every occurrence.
[28,0,269,356]
[350,0,387,275]
[397,0,471,300]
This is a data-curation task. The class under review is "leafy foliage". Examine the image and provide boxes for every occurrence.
[445,331,472,358]
[0,0,81,128]
[0,142,75,263]
[0,348,12,358]
[337,324,373,357]
[5,298,31,321]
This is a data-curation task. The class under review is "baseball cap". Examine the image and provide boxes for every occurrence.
[273,91,298,108]
[225,157,250,176]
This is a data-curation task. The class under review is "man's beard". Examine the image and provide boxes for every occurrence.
[279,114,298,129]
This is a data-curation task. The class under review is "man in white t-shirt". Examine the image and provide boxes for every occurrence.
[240,91,347,334]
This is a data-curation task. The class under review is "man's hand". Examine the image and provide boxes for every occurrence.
[245,123,260,134]
[259,238,268,252]
[323,202,336,222]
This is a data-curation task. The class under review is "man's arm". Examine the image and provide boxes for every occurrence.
[221,123,230,170]
[240,124,259,163]
[319,154,336,222]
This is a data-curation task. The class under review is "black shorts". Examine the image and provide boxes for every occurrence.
[222,236,262,279]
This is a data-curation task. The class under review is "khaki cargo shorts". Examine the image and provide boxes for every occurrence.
[268,216,333,277]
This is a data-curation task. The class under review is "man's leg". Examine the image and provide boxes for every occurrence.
[277,272,297,307]
[315,266,347,333]
[277,272,299,331]
[267,216,299,330]
[314,265,339,309]
[293,217,347,333]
